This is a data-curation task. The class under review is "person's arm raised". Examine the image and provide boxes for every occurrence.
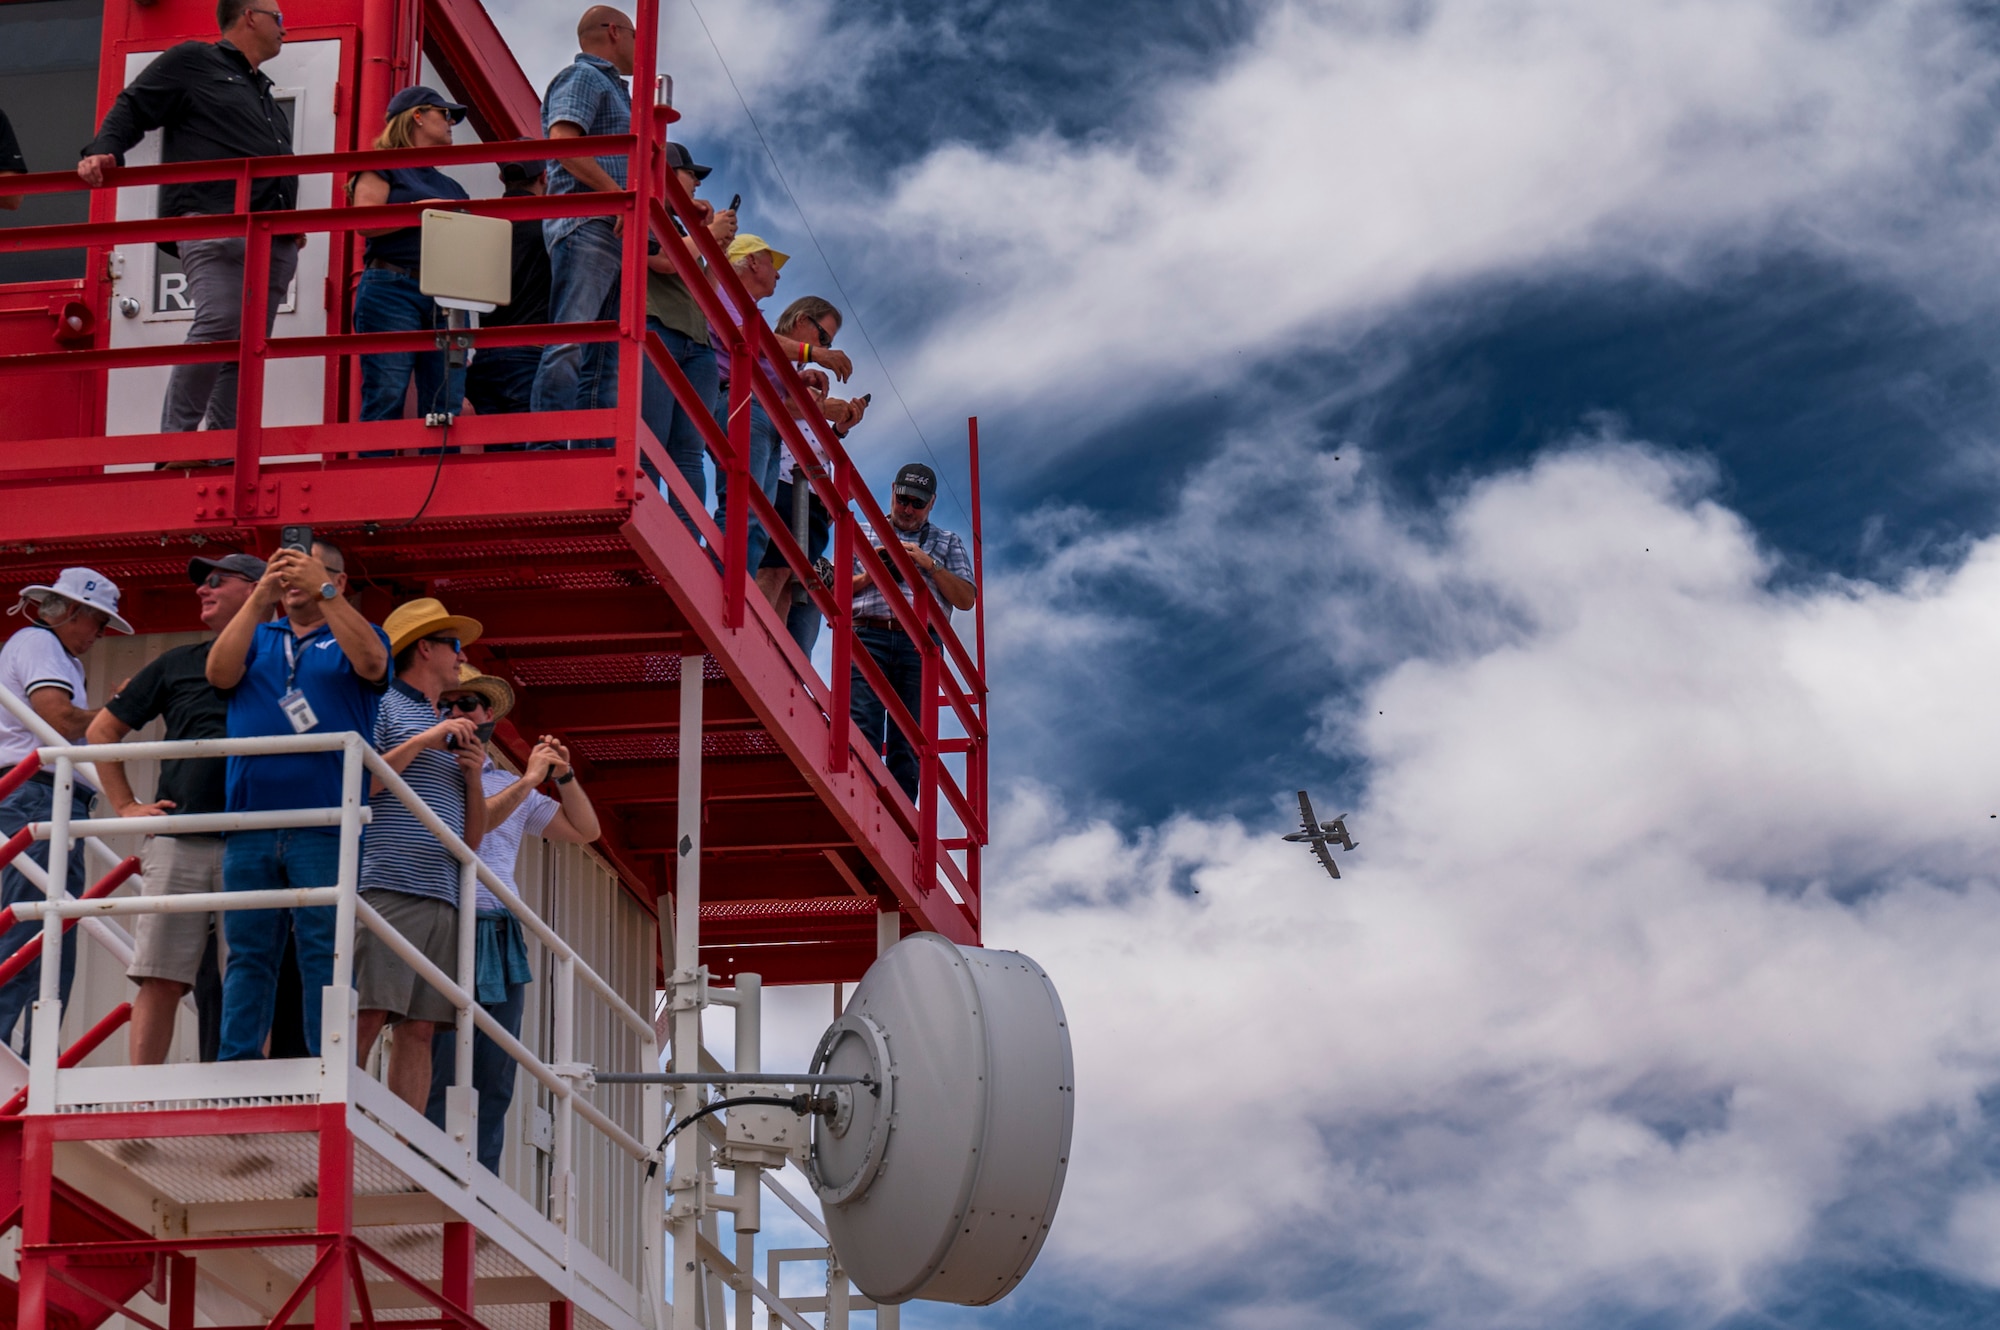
[207,563,289,689]
[271,551,388,684]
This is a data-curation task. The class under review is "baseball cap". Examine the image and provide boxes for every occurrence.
[499,154,546,186]
[188,552,268,584]
[664,141,713,179]
[726,233,789,269]
[14,567,133,635]
[892,463,937,502]
[385,85,469,122]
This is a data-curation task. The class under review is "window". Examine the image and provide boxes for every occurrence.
[0,0,104,283]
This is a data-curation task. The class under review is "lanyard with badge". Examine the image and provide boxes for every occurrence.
[279,632,321,734]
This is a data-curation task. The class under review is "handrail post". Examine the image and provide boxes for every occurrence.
[26,755,75,1114]
[552,953,575,1237]
[918,600,939,895]
[324,736,365,1095]
[828,465,854,774]
[670,653,707,1327]
[234,206,271,512]
[723,371,751,628]
[449,854,479,1169]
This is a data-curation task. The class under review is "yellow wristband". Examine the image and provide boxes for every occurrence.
[802,343,812,365]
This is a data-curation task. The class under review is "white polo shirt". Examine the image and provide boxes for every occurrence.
[0,623,93,790]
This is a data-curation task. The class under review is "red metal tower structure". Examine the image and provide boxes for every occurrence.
[0,0,990,1319]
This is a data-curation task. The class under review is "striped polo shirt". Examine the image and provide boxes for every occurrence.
[360,680,467,902]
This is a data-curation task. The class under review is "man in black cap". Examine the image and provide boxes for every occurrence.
[464,153,554,421]
[641,140,735,522]
[77,0,300,433]
[85,552,267,1064]
[848,463,976,800]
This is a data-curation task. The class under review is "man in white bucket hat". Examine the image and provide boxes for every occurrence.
[0,567,133,1053]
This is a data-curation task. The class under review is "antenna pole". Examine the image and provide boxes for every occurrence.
[671,653,707,1330]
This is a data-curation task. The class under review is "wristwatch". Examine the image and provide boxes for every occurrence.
[319,582,338,600]
[555,770,575,786]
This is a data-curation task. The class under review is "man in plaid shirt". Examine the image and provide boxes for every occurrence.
[847,463,976,800]
[530,5,636,439]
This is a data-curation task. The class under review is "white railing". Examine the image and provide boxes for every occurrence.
[0,682,667,1325]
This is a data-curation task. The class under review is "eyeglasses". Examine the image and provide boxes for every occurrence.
[418,105,468,124]
[200,572,251,589]
[893,493,931,509]
[804,316,835,348]
[247,7,284,25]
[424,635,462,653]
[439,695,485,715]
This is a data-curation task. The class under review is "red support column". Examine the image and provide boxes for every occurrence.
[442,1220,475,1312]
[549,1299,575,1330]
[313,1103,353,1330]
[168,1254,197,1330]
[16,1119,51,1330]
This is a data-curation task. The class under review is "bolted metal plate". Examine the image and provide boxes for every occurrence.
[808,933,1073,1306]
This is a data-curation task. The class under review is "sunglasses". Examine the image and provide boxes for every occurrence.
[893,492,931,509]
[424,635,462,653]
[200,572,251,588]
[805,316,835,348]
[439,695,486,715]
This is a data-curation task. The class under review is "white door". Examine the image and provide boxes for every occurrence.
[105,39,341,438]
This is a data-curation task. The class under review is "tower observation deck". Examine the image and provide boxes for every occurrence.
[0,0,1010,1322]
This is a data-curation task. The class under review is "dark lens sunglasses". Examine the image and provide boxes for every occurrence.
[893,492,931,508]
[439,695,485,714]
[200,572,250,588]
[424,635,462,653]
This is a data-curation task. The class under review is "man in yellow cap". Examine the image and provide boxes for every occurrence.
[424,665,601,1171]
[351,597,488,1108]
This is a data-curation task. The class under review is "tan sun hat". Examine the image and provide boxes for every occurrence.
[443,663,514,720]
[383,596,483,657]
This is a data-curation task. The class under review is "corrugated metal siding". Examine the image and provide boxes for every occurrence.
[62,631,660,1283]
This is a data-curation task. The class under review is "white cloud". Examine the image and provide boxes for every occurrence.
[977,438,2000,1323]
[855,0,1999,431]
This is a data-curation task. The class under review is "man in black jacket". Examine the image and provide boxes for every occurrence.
[76,0,300,433]
[464,155,551,419]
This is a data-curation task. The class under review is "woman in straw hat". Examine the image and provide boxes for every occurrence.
[424,664,601,1174]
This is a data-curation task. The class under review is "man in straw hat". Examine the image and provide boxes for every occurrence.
[424,664,600,1172]
[207,538,391,1061]
[352,597,488,1109]
[0,568,133,1053]
[88,551,265,1064]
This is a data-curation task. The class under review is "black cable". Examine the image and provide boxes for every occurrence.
[390,313,460,529]
[642,1093,822,1179]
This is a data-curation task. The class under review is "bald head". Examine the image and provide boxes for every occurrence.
[578,5,636,71]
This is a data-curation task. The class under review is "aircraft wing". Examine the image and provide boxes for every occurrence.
[1310,836,1341,880]
[1296,790,1319,836]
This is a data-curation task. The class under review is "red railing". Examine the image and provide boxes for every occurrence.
[0,4,986,923]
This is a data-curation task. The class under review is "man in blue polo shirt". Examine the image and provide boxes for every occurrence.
[206,539,391,1060]
[352,597,486,1109]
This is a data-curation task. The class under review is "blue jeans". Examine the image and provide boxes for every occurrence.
[424,979,526,1173]
[0,780,89,1055]
[219,829,340,1060]
[531,219,621,444]
[850,624,924,800]
[356,267,465,421]
[465,343,542,420]
[765,481,830,654]
[713,397,781,573]
[640,318,721,532]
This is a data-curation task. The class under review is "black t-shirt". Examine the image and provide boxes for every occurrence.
[104,640,229,817]
[0,108,25,175]
[483,185,552,329]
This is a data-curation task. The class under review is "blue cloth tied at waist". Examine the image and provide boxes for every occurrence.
[475,911,534,1005]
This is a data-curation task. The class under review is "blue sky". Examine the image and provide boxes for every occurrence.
[489,0,2000,1325]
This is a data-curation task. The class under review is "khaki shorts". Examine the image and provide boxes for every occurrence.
[354,887,460,1025]
[128,835,224,987]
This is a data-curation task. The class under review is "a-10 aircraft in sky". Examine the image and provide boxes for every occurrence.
[1284,790,1356,879]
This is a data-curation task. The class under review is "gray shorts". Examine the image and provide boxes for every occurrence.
[128,835,224,986]
[354,887,461,1025]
